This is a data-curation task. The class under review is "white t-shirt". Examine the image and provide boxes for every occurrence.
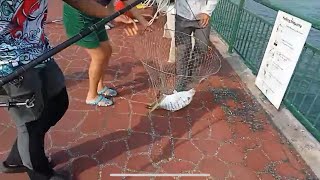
[175,0,219,20]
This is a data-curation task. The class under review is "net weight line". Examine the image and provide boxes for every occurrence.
[0,0,144,87]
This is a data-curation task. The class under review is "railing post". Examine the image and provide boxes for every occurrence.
[228,0,245,53]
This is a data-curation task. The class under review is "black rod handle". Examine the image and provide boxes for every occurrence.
[0,0,144,86]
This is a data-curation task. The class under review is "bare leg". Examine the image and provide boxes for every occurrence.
[85,41,112,103]
[97,41,112,92]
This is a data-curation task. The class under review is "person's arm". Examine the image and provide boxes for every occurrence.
[202,0,219,17]
[62,0,114,18]
[122,0,151,28]
[197,0,219,27]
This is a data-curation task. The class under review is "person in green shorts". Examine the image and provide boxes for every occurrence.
[63,0,150,107]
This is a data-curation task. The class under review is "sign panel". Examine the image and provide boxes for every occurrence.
[255,11,312,109]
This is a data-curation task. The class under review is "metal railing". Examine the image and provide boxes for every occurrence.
[211,0,320,141]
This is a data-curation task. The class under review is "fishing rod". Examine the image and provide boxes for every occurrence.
[0,0,144,87]
[0,0,144,108]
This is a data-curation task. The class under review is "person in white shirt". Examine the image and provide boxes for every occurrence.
[174,0,219,91]
[175,0,218,43]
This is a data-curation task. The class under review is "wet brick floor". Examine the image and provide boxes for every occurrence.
[0,5,318,180]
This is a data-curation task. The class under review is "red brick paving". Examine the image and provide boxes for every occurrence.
[0,5,318,180]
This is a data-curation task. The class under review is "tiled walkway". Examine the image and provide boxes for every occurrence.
[0,8,317,180]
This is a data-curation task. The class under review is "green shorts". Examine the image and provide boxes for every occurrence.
[62,3,108,49]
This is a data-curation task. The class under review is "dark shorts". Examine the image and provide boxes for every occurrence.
[175,15,211,46]
[1,61,66,126]
[62,3,109,49]
[174,15,211,91]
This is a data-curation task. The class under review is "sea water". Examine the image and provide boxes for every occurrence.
[234,0,320,48]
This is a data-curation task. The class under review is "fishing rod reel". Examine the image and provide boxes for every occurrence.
[0,77,35,108]
[0,98,35,108]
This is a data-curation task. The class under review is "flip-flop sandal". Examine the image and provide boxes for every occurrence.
[86,95,113,107]
[98,87,118,97]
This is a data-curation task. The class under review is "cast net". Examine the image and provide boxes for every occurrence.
[134,28,222,112]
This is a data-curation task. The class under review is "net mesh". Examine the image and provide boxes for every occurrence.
[135,28,222,97]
